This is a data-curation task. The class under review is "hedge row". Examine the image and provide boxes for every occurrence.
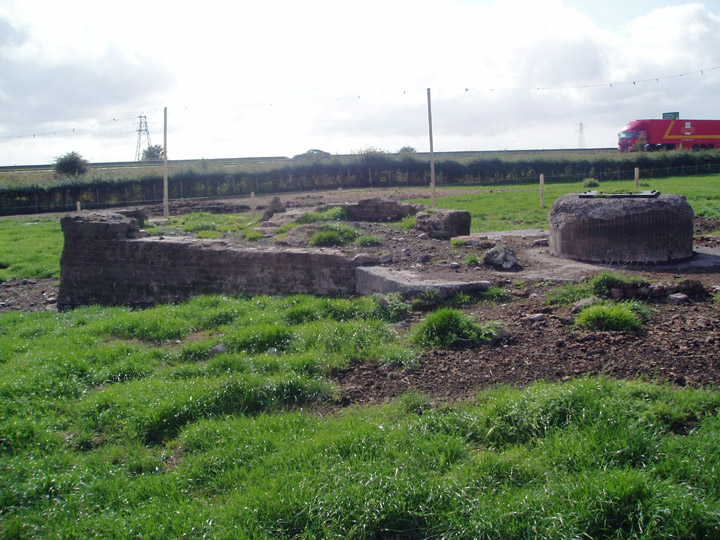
[3,151,720,215]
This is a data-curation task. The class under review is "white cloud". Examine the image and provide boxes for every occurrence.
[1,0,719,164]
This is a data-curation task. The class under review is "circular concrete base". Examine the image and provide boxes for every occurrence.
[549,193,694,264]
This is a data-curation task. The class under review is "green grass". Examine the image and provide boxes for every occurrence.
[153,211,259,239]
[355,234,383,246]
[296,206,349,224]
[413,175,720,232]
[3,328,720,540]
[411,308,503,348]
[309,223,362,246]
[2,176,720,536]
[0,291,719,538]
[546,271,646,306]
[0,216,63,281]
[575,302,644,332]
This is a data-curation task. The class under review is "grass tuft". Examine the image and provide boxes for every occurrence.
[575,302,647,332]
[412,308,502,348]
[355,234,383,246]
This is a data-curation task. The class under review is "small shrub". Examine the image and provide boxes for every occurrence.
[371,293,410,323]
[297,206,349,224]
[590,271,640,298]
[464,254,481,266]
[449,292,473,307]
[412,308,501,348]
[411,289,442,311]
[546,281,594,306]
[309,230,344,246]
[320,222,361,243]
[582,178,600,188]
[356,234,383,247]
[397,214,416,230]
[481,285,513,303]
[575,303,643,332]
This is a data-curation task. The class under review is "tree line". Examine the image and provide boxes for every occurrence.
[2,150,720,215]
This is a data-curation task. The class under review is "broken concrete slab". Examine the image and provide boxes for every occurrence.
[355,266,492,298]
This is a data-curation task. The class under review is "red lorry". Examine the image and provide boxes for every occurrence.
[618,118,720,152]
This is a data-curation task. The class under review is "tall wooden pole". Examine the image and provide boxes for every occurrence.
[427,88,436,208]
[539,174,545,208]
[163,107,169,219]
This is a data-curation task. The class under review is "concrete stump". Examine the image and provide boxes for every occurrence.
[414,209,471,240]
[549,193,694,263]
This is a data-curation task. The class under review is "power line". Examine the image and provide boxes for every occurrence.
[1,64,718,144]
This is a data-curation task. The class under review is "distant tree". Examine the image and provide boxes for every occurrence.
[142,144,164,161]
[293,149,330,160]
[398,146,417,154]
[351,146,388,155]
[54,151,88,176]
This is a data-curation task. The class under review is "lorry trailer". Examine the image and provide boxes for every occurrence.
[618,118,720,152]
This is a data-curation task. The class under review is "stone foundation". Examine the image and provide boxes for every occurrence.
[334,197,422,222]
[549,193,694,263]
[414,209,471,239]
[57,212,368,310]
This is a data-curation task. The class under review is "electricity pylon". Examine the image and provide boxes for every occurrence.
[135,115,152,161]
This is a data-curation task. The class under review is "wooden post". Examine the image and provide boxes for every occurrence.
[634,167,640,191]
[163,107,169,219]
[251,191,256,217]
[539,174,545,208]
[76,201,81,212]
[427,88,436,208]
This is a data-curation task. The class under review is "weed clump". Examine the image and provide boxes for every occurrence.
[464,254,481,267]
[309,230,343,246]
[355,234,383,247]
[590,271,643,298]
[412,308,502,348]
[397,214,416,230]
[481,285,513,303]
[575,301,655,332]
[245,230,263,241]
[297,206,349,224]
[371,293,410,323]
[309,223,362,246]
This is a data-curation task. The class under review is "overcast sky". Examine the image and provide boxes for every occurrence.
[1,0,719,165]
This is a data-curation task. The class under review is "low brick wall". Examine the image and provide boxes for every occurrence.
[57,212,366,310]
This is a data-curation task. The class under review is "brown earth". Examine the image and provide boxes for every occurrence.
[2,187,719,405]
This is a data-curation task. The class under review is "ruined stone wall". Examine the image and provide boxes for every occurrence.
[57,212,363,310]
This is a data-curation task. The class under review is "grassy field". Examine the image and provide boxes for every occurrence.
[413,175,720,232]
[1,175,720,538]
[2,295,720,538]
[0,217,62,281]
